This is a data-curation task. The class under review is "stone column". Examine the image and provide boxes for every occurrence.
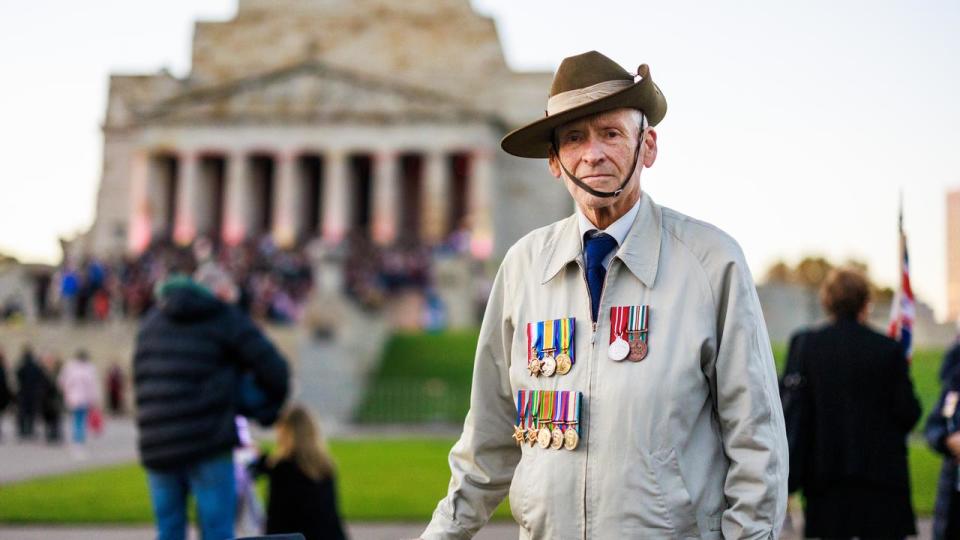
[422,149,448,244]
[127,150,151,254]
[173,151,199,246]
[272,151,301,248]
[469,148,495,259]
[222,151,250,246]
[371,150,398,245]
[322,150,350,245]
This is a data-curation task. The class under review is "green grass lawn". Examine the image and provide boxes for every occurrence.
[0,438,512,524]
[0,437,945,523]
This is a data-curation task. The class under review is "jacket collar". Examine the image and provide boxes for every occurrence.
[541,192,662,288]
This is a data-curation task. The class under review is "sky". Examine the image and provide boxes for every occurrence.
[1,0,958,318]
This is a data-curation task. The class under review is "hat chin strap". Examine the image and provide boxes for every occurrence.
[554,131,644,199]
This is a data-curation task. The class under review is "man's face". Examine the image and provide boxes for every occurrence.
[548,108,657,211]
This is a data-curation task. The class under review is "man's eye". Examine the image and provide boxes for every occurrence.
[566,134,582,143]
[606,130,620,138]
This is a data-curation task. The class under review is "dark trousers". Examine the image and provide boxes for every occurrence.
[17,403,36,438]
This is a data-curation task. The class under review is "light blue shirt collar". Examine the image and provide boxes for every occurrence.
[576,195,642,269]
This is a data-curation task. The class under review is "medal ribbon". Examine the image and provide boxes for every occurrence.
[543,320,555,355]
[559,391,568,432]
[543,391,553,428]
[553,319,561,353]
[575,392,582,435]
[531,390,540,428]
[537,321,545,359]
[515,390,523,427]
[526,322,532,361]
[609,306,629,343]
[641,305,649,343]
[568,318,576,363]
[553,391,562,428]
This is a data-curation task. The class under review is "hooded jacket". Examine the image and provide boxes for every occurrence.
[134,280,289,470]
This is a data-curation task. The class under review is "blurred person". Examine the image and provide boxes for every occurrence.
[106,362,125,415]
[134,264,289,540]
[782,267,921,539]
[422,51,787,539]
[58,350,100,447]
[15,345,43,440]
[0,348,11,441]
[250,405,346,540]
[40,352,64,444]
[924,339,960,539]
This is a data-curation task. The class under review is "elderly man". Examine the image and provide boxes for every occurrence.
[422,51,788,539]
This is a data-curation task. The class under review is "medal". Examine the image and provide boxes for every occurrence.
[556,318,575,375]
[608,306,629,361]
[513,391,528,446]
[527,390,540,446]
[541,356,557,377]
[563,391,581,450]
[550,391,564,449]
[537,391,553,448]
[564,428,580,450]
[627,305,649,362]
[555,354,572,375]
[527,359,542,377]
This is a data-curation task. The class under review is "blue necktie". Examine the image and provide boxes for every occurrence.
[584,232,617,322]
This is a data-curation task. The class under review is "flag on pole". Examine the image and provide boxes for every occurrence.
[888,198,915,362]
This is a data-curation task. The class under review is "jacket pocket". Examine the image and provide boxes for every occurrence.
[651,447,698,537]
[509,449,533,529]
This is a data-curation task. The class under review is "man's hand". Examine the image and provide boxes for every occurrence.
[946,431,960,459]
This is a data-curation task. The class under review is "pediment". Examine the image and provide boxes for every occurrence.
[133,60,499,126]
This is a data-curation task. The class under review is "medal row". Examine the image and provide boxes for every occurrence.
[514,390,582,451]
[526,318,576,377]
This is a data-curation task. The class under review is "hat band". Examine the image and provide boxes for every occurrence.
[546,79,634,116]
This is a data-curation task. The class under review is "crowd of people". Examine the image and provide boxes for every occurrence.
[0,345,124,452]
[39,236,314,324]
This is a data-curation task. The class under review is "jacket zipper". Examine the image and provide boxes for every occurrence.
[576,257,611,540]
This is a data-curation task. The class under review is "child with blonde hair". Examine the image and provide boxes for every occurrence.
[252,404,347,540]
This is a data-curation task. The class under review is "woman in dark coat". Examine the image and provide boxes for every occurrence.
[782,268,921,539]
[924,341,960,539]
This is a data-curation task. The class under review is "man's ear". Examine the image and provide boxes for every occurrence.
[641,128,658,168]
[547,148,562,179]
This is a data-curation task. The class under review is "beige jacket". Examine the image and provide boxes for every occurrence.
[423,194,788,539]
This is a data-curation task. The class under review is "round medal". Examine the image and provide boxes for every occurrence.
[550,427,564,450]
[555,353,572,375]
[537,427,552,448]
[563,428,580,450]
[540,356,557,377]
[628,339,648,362]
[608,335,629,361]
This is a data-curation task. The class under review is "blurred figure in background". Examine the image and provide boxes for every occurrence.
[106,361,125,415]
[251,405,346,540]
[782,267,921,539]
[39,352,64,445]
[58,350,100,449]
[924,339,960,539]
[0,348,11,441]
[134,263,289,540]
[15,345,43,440]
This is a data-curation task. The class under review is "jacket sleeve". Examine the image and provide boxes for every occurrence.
[887,345,922,433]
[422,263,519,540]
[229,311,290,406]
[708,252,788,540]
[925,391,951,457]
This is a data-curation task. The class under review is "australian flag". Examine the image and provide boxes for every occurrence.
[887,203,915,363]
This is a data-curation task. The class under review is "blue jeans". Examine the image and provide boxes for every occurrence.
[146,453,236,540]
[71,407,88,443]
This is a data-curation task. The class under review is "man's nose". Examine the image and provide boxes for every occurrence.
[580,137,605,165]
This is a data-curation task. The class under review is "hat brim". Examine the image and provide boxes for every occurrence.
[500,74,667,159]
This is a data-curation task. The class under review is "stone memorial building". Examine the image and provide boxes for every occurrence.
[80,0,570,259]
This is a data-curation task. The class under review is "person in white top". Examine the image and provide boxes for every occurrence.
[58,350,100,445]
